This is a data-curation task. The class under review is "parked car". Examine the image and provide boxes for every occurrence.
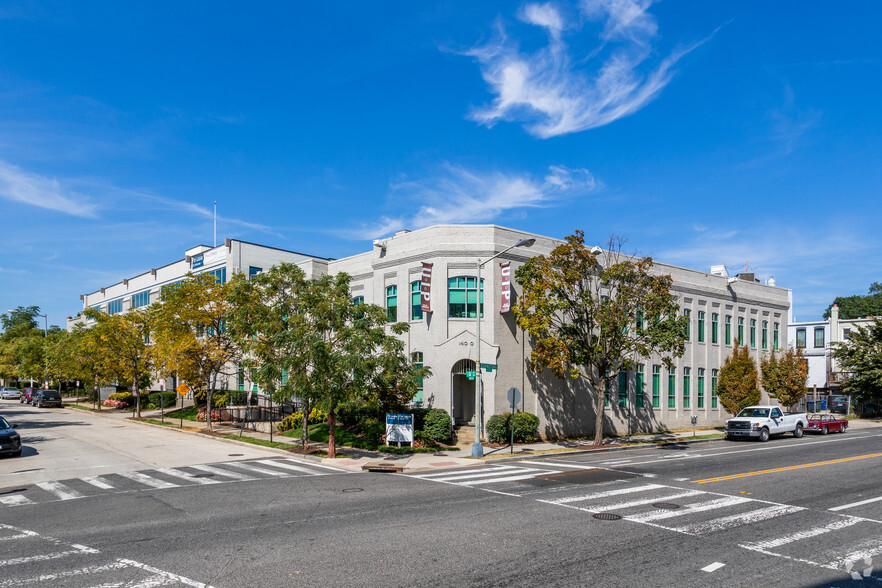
[0,387,21,400]
[828,395,850,414]
[725,405,808,441]
[806,414,848,434]
[20,387,38,404]
[0,416,21,457]
[32,389,62,408]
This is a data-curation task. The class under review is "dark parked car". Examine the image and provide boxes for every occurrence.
[32,389,62,408]
[828,395,850,414]
[20,387,38,404]
[0,416,21,457]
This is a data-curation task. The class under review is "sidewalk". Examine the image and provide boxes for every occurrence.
[65,402,882,474]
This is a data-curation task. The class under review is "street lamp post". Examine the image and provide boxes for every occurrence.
[473,237,536,458]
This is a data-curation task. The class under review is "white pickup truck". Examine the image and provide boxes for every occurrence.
[725,406,808,441]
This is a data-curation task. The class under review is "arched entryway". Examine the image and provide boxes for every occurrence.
[451,359,476,425]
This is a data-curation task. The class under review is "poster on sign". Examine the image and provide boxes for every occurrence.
[500,261,511,313]
[420,262,433,313]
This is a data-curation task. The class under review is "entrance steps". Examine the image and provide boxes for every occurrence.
[453,425,476,446]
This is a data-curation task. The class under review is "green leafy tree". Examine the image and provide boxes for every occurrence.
[152,272,242,430]
[514,232,688,446]
[0,306,46,385]
[824,282,882,319]
[228,264,428,457]
[832,317,882,402]
[717,342,761,414]
[760,347,809,408]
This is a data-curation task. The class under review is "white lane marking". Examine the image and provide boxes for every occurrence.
[600,459,633,465]
[224,461,291,477]
[458,472,554,486]
[81,476,115,490]
[826,539,882,571]
[154,468,222,485]
[280,458,348,472]
[0,562,130,587]
[116,471,179,489]
[516,460,596,470]
[741,517,863,550]
[830,495,882,512]
[669,504,805,535]
[125,573,181,588]
[0,547,98,567]
[0,533,29,541]
[702,562,726,572]
[673,478,690,482]
[189,464,256,481]
[0,495,33,506]
[418,467,541,483]
[254,459,325,475]
[589,490,705,513]
[35,481,84,501]
[117,558,215,587]
[542,484,665,505]
[412,465,524,479]
[628,497,753,523]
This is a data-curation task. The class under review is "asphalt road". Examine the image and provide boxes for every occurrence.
[1,402,880,587]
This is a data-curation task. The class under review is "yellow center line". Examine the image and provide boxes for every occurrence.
[691,452,882,484]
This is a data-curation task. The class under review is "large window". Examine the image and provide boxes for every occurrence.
[132,291,150,308]
[814,327,825,348]
[411,352,424,404]
[448,277,483,318]
[697,368,705,409]
[762,320,768,349]
[697,311,705,343]
[208,268,226,283]
[711,369,718,408]
[635,364,645,408]
[737,317,744,345]
[750,318,757,348]
[386,285,398,322]
[108,299,122,315]
[249,266,262,278]
[774,322,780,349]
[618,370,628,408]
[682,367,691,409]
[796,328,806,348]
[410,281,423,321]
[352,296,364,306]
[668,368,676,408]
[684,308,691,340]
[725,315,732,345]
[711,313,719,344]
[651,365,661,408]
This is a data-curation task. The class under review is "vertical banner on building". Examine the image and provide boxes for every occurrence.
[500,262,512,314]
[420,262,433,313]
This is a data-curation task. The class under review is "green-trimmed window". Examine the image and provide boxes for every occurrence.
[725,315,732,345]
[237,365,245,391]
[635,364,645,408]
[684,308,691,340]
[651,365,660,408]
[668,369,676,408]
[352,296,364,306]
[636,309,644,331]
[386,285,398,322]
[108,299,122,315]
[750,318,757,348]
[697,311,705,343]
[773,322,779,350]
[697,368,705,409]
[762,320,768,349]
[604,377,610,407]
[250,368,258,393]
[208,267,226,284]
[618,370,628,408]
[796,328,806,348]
[682,367,691,409]
[711,313,719,344]
[411,352,424,403]
[281,369,289,387]
[711,369,718,408]
[132,291,150,308]
[737,317,744,345]
[448,277,483,319]
[411,281,423,321]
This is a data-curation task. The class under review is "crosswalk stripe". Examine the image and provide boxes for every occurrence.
[0,562,130,587]
[741,517,863,550]
[458,472,553,486]
[669,504,804,535]
[281,459,347,472]
[35,481,84,501]
[124,573,180,587]
[224,461,290,477]
[188,464,256,481]
[587,490,705,513]
[627,496,751,523]
[154,468,222,485]
[412,465,523,479]
[0,547,98,567]
[425,467,541,483]
[253,459,323,475]
[0,495,34,507]
[516,461,595,470]
[542,484,665,505]
[116,471,179,489]
[826,539,882,570]
[80,476,115,490]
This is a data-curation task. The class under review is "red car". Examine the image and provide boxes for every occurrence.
[19,387,38,404]
[806,414,848,434]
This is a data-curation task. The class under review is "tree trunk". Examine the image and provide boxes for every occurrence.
[206,377,213,431]
[301,398,309,450]
[133,366,141,419]
[593,378,605,446]
[328,409,336,459]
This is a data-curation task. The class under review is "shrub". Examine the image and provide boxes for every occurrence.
[277,413,302,432]
[337,401,380,427]
[414,430,439,448]
[102,398,127,409]
[108,392,133,407]
[486,412,511,443]
[423,408,452,445]
[147,391,178,408]
[511,412,540,443]
[359,417,385,444]
[196,411,221,422]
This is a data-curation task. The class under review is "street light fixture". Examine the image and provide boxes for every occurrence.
[473,237,536,458]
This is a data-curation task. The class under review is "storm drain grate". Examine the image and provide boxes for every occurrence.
[593,513,622,521]
[652,503,681,510]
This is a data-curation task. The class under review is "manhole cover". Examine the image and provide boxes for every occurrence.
[342,488,364,493]
[653,502,680,510]
[593,513,622,521]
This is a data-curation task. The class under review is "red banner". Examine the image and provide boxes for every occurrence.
[500,262,511,314]
[420,262,433,313]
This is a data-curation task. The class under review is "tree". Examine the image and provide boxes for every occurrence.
[760,347,809,408]
[514,232,688,445]
[152,272,241,430]
[228,264,428,457]
[85,308,153,417]
[824,282,882,320]
[832,317,882,402]
[0,306,46,385]
[717,342,761,414]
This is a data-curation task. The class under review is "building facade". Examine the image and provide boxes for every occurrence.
[71,225,793,438]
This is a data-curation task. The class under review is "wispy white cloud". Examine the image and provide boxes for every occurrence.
[352,163,597,239]
[465,0,712,138]
[0,160,97,217]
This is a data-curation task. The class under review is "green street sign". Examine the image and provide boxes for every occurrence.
[480,363,498,372]
[466,370,476,380]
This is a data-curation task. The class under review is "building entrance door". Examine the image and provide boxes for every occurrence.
[451,359,476,425]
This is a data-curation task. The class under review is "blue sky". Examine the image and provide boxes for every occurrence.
[1,1,880,328]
